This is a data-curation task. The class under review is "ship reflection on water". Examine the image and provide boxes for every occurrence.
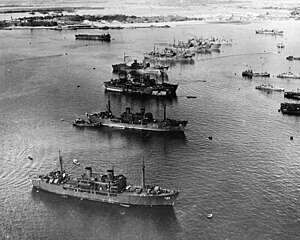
[31,189,181,239]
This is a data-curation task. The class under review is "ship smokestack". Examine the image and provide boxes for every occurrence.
[126,107,131,115]
[85,167,92,178]
[107,168,114,181]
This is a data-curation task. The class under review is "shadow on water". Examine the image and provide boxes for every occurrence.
[31,188,181,240]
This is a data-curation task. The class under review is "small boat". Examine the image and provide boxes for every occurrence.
[276,43,285,48]
[255,84,284,91]
[280,102,300,115]
[253,72,270,77]
[186,96,197,99]
[242,69,254,77]
[73,118,101,127]
[286,56,300,61]
[255,29,283,35]
[206,213,213,219]
[277,71,300,79]
[73,159,80,165]
[242,70,270,78]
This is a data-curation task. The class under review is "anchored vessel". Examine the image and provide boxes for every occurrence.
[75,33,111,41]
[280,103,300,115]
[83,100,188,132]
[255,29,283,35]
[242,70,270,78]
[112,59,150,73]
[286,56,300,61]
[277,71,300,79]
[284,89,300,100]
[255,84,284,91]
[104,74,178,96]
[30,152,179,206]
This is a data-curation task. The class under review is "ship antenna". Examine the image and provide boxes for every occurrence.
[163,102,167,120]
[107,97,111,112]
[142,158,145,190]
[59,149,63,173]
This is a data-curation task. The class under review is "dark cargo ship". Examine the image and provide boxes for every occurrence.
[104,74,177,96]
[75,33,111,41]
[30,152,179,206]
[280,102,300,115]
[284,89,300,100]
[80,100,188,132]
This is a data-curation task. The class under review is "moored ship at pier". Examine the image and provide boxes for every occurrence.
[30,152,179,206]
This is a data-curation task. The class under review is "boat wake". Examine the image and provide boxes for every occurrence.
[0,53,66,66]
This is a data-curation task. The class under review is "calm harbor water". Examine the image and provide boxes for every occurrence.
[1,20,300,239]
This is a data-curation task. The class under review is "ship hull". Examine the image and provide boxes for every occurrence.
[87,116,186,132]
[284,92,300,100]
[103,83,177,96]
[31,178,178,206]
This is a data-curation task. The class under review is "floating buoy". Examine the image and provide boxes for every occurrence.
[28,156,33,161]
[290,136,293,140]
[77,85,81,88]
[93,67,95,70]
[208,136,213,140]
[206,213,213,219]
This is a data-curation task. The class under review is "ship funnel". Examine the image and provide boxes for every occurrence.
[140,108,145,116]
[107,168,114,181]
[85,167,92,178]
[126,107,131,115]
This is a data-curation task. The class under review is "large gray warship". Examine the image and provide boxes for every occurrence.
[74,100,188,132]
[30,152,179,206]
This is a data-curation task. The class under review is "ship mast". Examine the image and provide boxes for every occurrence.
[59,149,63,173]
[163,102,166,120]
[107,97,111,112]
[142,158,145,190]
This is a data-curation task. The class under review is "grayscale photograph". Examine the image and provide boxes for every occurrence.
[1,0,300,239]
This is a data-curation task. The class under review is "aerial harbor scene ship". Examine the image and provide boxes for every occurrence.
[74,100,188,131]
[103,73,178,96]
[2,0,300,239]
[31,152,179,206]
[75,33,111,41]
